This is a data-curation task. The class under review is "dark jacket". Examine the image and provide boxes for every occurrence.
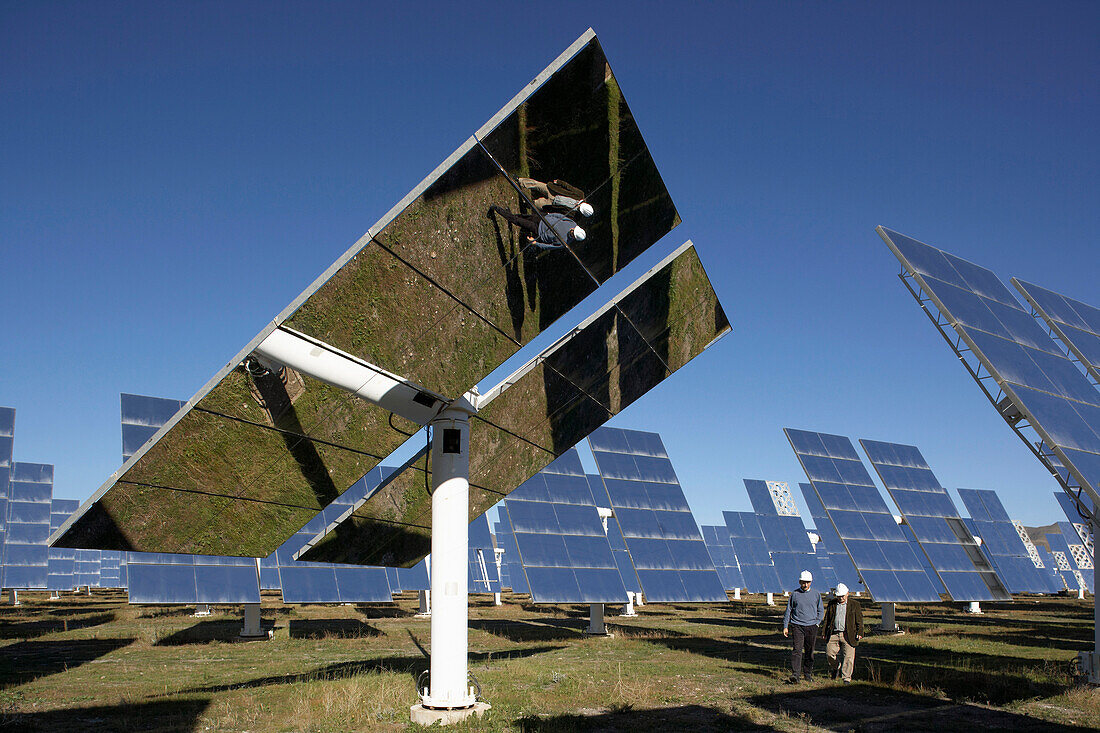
[821,597,863,647]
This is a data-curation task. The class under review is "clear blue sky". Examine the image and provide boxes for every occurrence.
[2,2,1097,530]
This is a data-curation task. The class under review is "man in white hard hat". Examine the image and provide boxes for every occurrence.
[488,205,585,250]
[820,583,863,683]
[516,177,595,219]
[782,570,824,683]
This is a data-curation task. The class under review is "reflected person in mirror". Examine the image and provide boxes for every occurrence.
[488,204,586,251]
[516,177,594,218]
[820,582,863,683]
[782,570,824,683]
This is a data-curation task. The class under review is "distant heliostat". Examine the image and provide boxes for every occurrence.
[786,429,941,603]
[590,427,726,603]
[860,439,1009,601]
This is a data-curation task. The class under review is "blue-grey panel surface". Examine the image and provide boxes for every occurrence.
[128,554,260,604]
[723,512,784,593]
[879,228,1100,528]
[798,484,863,591]
[467,513,501,594]
[861,439,1009,601]
[1054,492,1094,554]
[958,488,1058,593]
[503,448,627,603]
[3,462,53,589]
[786,429,941,603]
[120,393,186,463]
[1014,280,1100,385]
[590,428,725,603]
[0,407,12,587]
[744,479,823,589]
[701,525,745,591]
[47,498,79,591]
[494,518,529,594]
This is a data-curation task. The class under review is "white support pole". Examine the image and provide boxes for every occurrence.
[1083,515,1100,684]
[619,592,637,617]
[415,589,431,617]
[50,591,60,600]
[7,589,18,606]
[766,592,775,606]
[733,587,741,600]
[85,586,92,596]
[411,398,489,724]
[587,604,608,635]
[635,592,644,607]
[966,601,982,614]
[239,603,265,638]
[493,592,502,606]
[877,602,897,632]
[1080,586,1087,600]
[194,603,212,617]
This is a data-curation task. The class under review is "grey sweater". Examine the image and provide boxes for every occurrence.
[783,588,824,628]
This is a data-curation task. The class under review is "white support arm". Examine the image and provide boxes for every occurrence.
[253,327,445,425]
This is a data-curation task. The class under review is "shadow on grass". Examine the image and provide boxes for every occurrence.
[288,618,381,639]
[174,645,564,695]
[964,629,1090,653]
[685,616,784,633]
[748,684,1092,732]
[856,644,1070,705]
[620,623,788,678]
[352,604,413,619]
[516,703,780,732]
[0,612,115,640]
[0,638,135,690]
[155,619,273,646]
[470,618,590,643]
[1,697,209,733]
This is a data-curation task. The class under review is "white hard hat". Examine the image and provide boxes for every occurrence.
[570,225,586,242]
[835,583,849,596]
[578,202,594,217]
[799,570,813,582]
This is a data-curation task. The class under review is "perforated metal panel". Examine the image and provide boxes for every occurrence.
[1047,531,1091,592]
[958,489,1059,593]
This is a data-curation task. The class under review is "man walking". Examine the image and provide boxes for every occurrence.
[782,570,824,683]
[820,582,863,683]
[487,204,585,250]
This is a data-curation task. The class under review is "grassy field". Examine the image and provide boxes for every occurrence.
[1,590,1098,732]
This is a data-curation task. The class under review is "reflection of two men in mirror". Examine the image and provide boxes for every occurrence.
[488,177,594,251]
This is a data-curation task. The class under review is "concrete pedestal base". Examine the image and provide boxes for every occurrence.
[410,701,490,726]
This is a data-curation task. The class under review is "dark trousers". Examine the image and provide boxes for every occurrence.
[790,623,818,679]
[489,205,540,234]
